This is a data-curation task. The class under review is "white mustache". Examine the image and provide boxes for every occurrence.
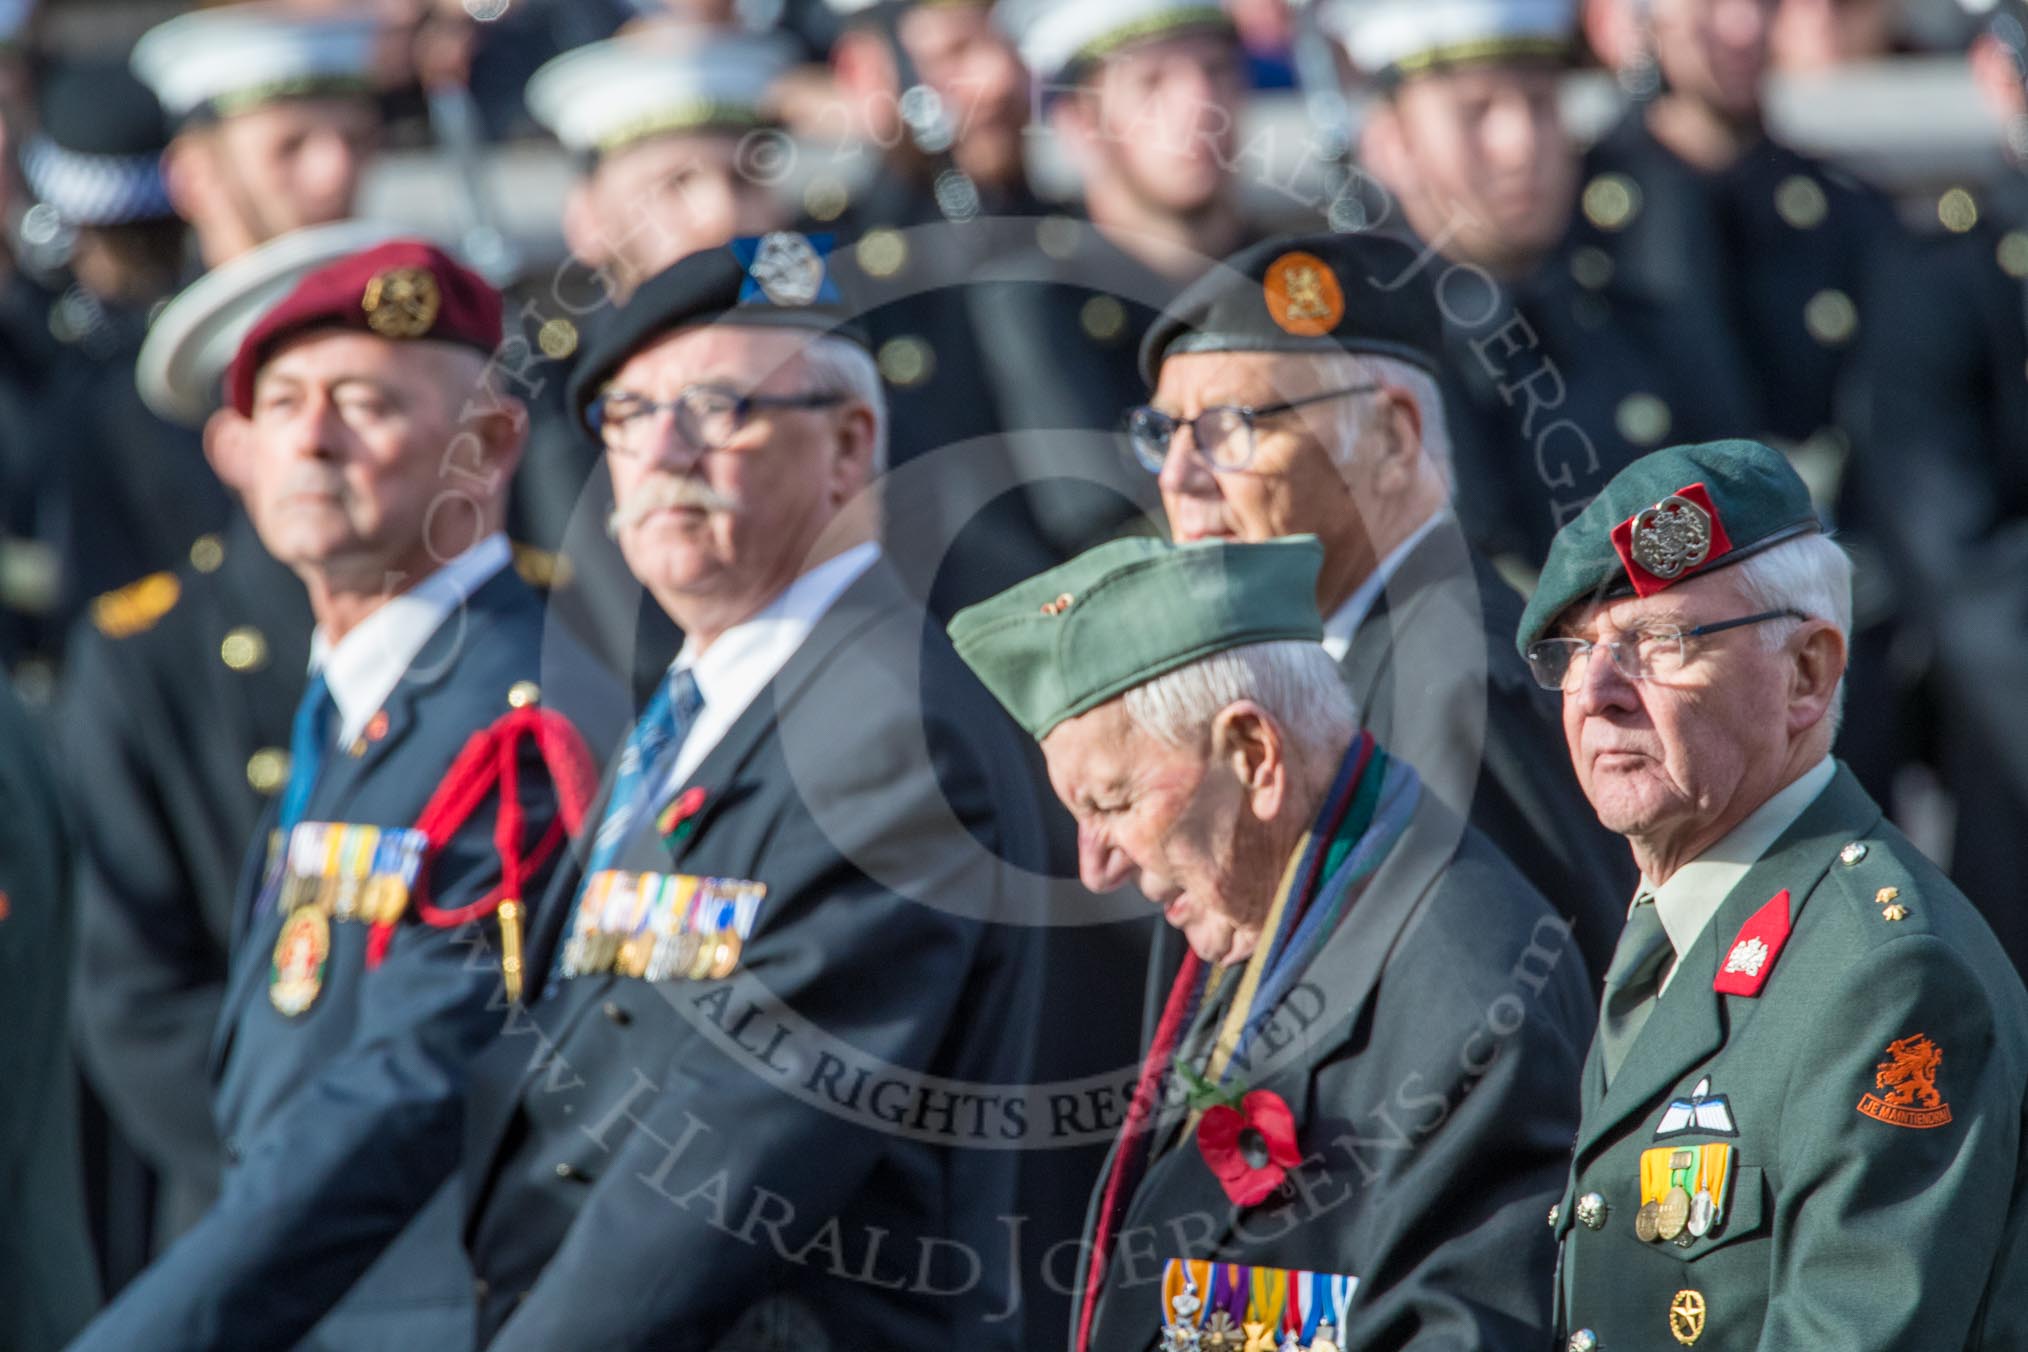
[606,476,742,536]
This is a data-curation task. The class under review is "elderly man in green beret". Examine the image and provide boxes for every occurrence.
[952,536,1594,1352]
[1523,439,2028,1350]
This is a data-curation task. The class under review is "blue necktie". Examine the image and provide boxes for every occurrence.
[279,671,335,834]
[587,667,703,875]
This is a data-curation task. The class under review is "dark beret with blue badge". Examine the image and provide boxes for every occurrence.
[565,232,870,431]
[1138,231,1446,388]
[1515,438,1823,654]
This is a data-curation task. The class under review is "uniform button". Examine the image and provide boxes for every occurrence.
[1576,1191,1610,1230]
[1568,1332,1599,1352]
[220,625,270,673]
[1840,841,1869,865]
[554,1162,589,1182]
[473,1278,489,1301]
[189,533,225,573]
[602,1000,631,1026]
[223,1137,244,1165]
[1582,174,1640,231]
[1547,1203,1560,1229]
[247,747,290,795]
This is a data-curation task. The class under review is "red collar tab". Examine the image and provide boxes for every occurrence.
[1610,482,1736,598]
[1712,889,1793,998]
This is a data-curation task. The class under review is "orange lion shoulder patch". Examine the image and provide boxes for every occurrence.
[1856,1034,1953,1129]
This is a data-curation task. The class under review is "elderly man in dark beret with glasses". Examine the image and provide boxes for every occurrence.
[1133,230,1632,981]
[1523,439,2028,1350]
[456,233,1056,1351]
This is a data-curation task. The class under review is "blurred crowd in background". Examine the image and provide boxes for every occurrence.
[3,0,2028,1332]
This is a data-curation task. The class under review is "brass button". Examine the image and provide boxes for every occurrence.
[802,176,849,223]
[1080,295,1127,343]
[1999,231,2028,279]
[1576,1191,1610,1230]
[602,1000,631,1026]
[189,533,225,573]
[855,229,908,279]
[1774,174,1828,230]
[1938,187,1979,234]
[1840,841,1868,865]
[1547,1203,1561,1229]
[1570,245,1614,291]
[1582,174,1640,232]
[1804,289,1858,347]
[877,336,933,388]
[554,1162,588,1181]
[1616,393,1671,447]
[1037,214,1081,259]
[246,748,289,795]
[537,318,578,360]
[220,625,269,673]
[507,680,541,709]
[1568,1332,1599,1352]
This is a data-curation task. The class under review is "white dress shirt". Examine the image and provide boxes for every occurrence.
[1644,755,1837,993]
[655,542,881,795]
[308,533,513,746]
[1320,510,1450,663]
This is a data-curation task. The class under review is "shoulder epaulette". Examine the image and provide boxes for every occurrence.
[91,571,181,638]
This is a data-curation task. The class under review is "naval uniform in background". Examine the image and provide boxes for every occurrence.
[63,512,311,1241]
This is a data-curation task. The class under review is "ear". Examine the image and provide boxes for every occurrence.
[1786,620,1847,738]
[562,178,611,269]
[1970,34,2028,124]
[1358,96,1409,190]
[1048,88,1102,171]
[1210,700,1288,823]
[1365,383,1426,493]
[463,393,529,492]
[826,398,879,504]
[1582,0,1639,73]
[161,132,210,228]
[202,407,255,494]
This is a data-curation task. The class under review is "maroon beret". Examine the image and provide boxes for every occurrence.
[226,238,502,415]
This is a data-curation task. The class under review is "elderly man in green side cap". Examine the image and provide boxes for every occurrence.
[1523,439,2028,1350]
[951,536,1593,1352]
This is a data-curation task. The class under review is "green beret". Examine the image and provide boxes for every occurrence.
[948,536,1326,741]
[1516,439,1821,655]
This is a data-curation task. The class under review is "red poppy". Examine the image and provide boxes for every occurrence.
[658,786,709,844]
[1196,1089,1302,1206]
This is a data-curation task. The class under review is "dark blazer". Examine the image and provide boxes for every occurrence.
[461,562,1053,1351]
[1340,520,1634,980]
[68,564,621,1352]
[1553,765,2028,1348]
[0,671,99,1351]
[1081,793,1596,1351]
[62,510,311,1238]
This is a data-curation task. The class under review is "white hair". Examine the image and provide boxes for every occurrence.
[797,333,889,475]
[1308,352,1454,486]
[1728,531,1855,732]
[1123,640,1357,752]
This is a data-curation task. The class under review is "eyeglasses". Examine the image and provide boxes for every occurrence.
[587,384,848,458]
[1525,608,1809,692]
[1123,383,1381,474]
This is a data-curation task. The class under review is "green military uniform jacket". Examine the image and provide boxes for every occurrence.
[1552,764,2028,1349]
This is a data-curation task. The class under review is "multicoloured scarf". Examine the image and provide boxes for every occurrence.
[1075,730,1421,1351]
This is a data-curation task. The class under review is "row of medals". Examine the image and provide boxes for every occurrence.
[1161,1318,1341,1351]
[277,860,411,925]
[565,922,744,984]
[1637,1148,1718,1246]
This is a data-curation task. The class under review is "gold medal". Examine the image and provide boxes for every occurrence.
[270,907,331,1016]
[687,929,719,980]
[1636,1201,1662,1243]
[1657,1186,1692,1241]
[670,931,702,979]
[707,931,742,980]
